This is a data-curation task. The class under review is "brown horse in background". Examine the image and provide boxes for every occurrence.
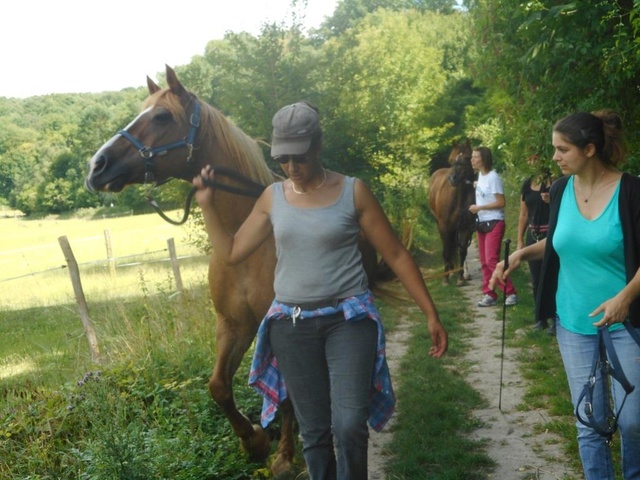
[428,139,476,285]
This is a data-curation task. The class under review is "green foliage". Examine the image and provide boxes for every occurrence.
[467,0,640,173]
[318,0,462,38]
[1,365,263,479]
[322,9,446,172]
[0,5,477,226]
[0,89,148,215]
[2,0,640,222]
[330,10,473,171]
[318,8,475,232]
[0,286,265,479]
[200,24,321,139]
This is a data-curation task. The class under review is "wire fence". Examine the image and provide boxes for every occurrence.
[1,231,209,311]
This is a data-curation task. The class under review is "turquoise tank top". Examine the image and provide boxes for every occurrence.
[270,176,369,303]
[553,176,625,334]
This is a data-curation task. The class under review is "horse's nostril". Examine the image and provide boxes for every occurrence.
[85,154,109,192]
[93,155,107,174]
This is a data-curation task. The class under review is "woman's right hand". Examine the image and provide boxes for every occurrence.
[193,165,216,207]
[489,252,522,291]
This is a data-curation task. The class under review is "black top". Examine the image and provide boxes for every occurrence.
[521,177,551,234]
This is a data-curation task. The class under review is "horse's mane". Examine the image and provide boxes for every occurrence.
[144,90,276,187]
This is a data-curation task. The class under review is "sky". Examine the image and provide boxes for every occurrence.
[1,0,339,99]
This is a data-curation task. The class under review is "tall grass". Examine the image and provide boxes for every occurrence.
[1,284,267,479]
[0,209,269,478]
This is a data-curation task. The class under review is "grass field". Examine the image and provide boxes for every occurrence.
[0,204,588,479]
[0,210,207,311]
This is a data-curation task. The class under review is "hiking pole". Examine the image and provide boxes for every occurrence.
[498,238,511,411]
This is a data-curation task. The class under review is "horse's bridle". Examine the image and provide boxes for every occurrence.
[116,98,267,225]
[447,153,474,188]
[118,99,201,185]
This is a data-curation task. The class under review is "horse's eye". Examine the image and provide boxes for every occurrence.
[153,111,173,125]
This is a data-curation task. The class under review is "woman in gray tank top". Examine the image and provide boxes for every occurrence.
[193,101,448,480]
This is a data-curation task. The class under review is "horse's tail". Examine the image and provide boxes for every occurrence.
[359,237,397,289]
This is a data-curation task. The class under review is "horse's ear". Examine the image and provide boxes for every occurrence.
[464,137,471,149]
[165,65,187,96]
[147,76,161,94]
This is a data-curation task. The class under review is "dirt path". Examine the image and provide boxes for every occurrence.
[460,243,581,479]
[368,242,582,479]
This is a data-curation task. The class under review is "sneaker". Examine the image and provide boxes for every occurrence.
[505,294,519,306]
[533,319,548,330]
[477,294,497,307]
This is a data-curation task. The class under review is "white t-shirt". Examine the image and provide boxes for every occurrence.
[475,170,505,222]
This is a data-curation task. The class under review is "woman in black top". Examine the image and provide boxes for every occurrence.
[517,157,553,332]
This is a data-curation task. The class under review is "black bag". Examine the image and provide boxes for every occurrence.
[575,321,640,444]
[476,219,499,234]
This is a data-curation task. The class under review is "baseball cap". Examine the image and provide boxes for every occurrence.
[271,102,320,157]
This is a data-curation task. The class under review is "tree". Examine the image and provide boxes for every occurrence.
[467,0,640,174]
[201,24,321,142]
[319,9,476,231]
[320,9,474,184]
[318,0,461,38]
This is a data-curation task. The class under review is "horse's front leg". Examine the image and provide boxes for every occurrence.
[440,228,455,284]
[457,244,470,286]
[208,316,271,462]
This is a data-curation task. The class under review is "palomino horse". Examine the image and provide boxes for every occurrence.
[86,66,295,474]
[428,139,476,285]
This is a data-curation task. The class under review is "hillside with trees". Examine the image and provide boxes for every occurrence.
[1,0,638,221]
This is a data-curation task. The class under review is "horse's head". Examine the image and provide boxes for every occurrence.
[447,138,472,164]
[447,150,474,188]
[86,65,206,193]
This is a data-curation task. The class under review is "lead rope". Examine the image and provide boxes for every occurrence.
[576,322,640,445]
[147,166,269,226]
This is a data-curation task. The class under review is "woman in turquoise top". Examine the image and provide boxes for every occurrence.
[491,110,640,480]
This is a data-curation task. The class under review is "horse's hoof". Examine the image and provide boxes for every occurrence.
[270,453,294,478]
[241,425,272,462]
[456,278,467,287]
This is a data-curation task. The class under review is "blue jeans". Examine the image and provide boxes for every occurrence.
[269,312,377,480]
[557,322,640,479]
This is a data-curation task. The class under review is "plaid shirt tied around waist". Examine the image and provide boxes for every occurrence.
[248,290,396,432]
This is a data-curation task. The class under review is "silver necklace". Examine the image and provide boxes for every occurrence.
[292,168,327,195]
[577,170,605,203]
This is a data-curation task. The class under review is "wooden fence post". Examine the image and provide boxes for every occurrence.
[58,236,101,364]
[167,238,184,295]
[104,229,116,276]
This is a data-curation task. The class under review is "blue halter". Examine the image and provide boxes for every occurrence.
[117,99,201,184]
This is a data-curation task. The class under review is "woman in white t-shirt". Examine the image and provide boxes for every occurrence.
[468,146,518,307]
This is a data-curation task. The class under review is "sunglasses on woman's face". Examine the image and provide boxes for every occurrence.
[274,154,309,164]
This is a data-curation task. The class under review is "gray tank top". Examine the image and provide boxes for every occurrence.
[271,176,369,303]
